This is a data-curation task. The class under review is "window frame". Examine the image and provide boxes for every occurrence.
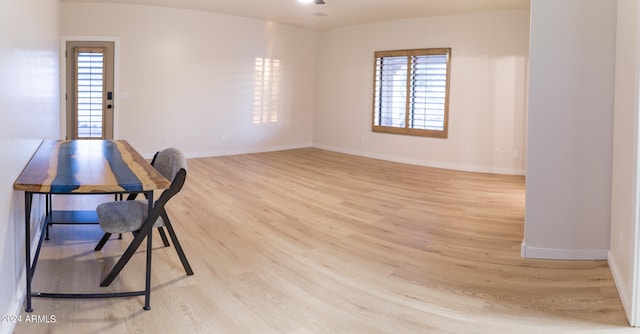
[371,48,452,138]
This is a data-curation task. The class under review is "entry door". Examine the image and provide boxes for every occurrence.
[65,41,114,140]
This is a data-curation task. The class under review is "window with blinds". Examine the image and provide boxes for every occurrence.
[75,48,105,138]
[372,48,451,138]
[253,57,280,124]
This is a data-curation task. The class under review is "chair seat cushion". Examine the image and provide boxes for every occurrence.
[97,200,164,233]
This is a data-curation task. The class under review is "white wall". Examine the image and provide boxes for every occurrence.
[313,10,529,175]
[60,5,529,174]
[0,0,60,333]
[60,3,317,158]
[610,0,640,326]
[523,0,616,260]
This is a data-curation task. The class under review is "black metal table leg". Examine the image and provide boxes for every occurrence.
[24,192,33,313]
[144,191,153,310]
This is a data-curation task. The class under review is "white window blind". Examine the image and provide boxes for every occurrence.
[374,54,408,129]
[253,57,280,124]
[372,48,451,138]
[76,48,105,139]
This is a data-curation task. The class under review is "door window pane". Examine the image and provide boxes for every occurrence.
[76,49,104,138]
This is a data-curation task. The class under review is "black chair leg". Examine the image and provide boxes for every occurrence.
[157,227,170,247]
[95,233,112,251]
[100,227,150,287]
[161,212,193,275]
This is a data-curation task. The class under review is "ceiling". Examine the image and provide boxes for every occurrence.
[60,0,530,31]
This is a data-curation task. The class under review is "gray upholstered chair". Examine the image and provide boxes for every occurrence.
[95,148,193,286]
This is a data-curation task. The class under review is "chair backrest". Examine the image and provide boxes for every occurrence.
[151,147,187,182]
[126,148,187,203]
[149,148,187,224]
[154,168,186,213]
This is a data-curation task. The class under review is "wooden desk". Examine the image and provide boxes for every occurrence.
[14,140,170,312]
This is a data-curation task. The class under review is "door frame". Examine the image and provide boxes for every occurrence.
[60,36,120,140]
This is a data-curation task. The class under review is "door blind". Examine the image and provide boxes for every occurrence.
[75,48,105,139]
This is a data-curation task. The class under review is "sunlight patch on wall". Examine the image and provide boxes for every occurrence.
[253,57,280,124]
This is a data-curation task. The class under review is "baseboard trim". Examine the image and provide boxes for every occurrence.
[520,241,608,260]
[161,143,526,176]
[312,144,525,175]
[151,142,314,160]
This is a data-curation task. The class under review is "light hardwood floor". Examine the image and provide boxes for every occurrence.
[13,148,638,333]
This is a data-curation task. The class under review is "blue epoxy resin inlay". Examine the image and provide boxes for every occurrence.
[102,141,143,192]
[49,140,144,193]
[50,141,81,193]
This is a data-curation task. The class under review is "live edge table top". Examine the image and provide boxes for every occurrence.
[14,140,170,194]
